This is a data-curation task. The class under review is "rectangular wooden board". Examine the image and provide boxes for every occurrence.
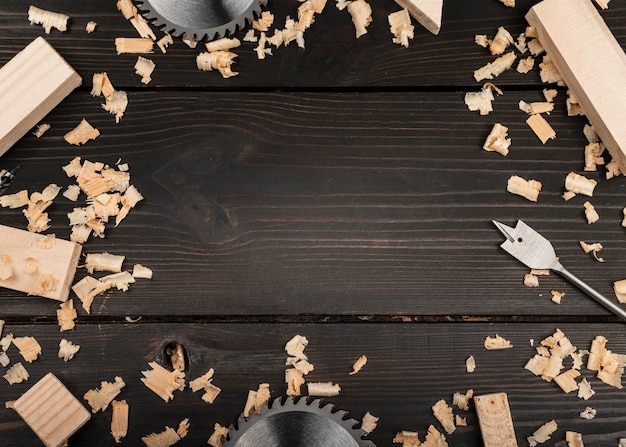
[0,224,82,301]
[474,392,518,447]
[0,36,81,157]
[13,372,91,447]
[526,0,626,171]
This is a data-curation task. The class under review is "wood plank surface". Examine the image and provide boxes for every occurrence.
[1,322,626,446]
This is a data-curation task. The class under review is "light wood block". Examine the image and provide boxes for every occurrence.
[0,36,81,157]
[526,0,626,171]
[394,0,443,35]
[0,224,82,301]
[13,373,91,447]
[474,392,518,447]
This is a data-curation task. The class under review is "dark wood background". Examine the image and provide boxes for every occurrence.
[1,0,626,445]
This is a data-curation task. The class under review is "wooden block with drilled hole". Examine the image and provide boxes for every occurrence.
[526,0,626,171]
[13,373,91,447]
[474,393,518,447]
[393,0,443,34]
[0,224,81,301]
[0,36,81,157]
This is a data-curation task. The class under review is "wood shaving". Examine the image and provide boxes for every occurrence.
[614,279,626,304]
[1,332,13,351]
[129,14,156,40]
[285,367,306,396]
[255,32,272,60]
[132,264,153,279]
[499,0,515,6]
[116,0,138,20]
[464,82,502,116]
[189,369,221,403]
[528,420,557,447]
[197,51,238,78]
[58,338,80,361]
[432,399,455,435]
[63,184,81,201]
[135,56,155,84]
[86,21,97,33]
[205,38,241,52]
[579,241,603,262]
[466,355,476,373]
[475,34,491,48]
[208,423,229,447]
[543,89,558,102]
[566,90,585,116]
[28,5,69,34]
[474,52,516,82]
[243,29,258,42]
[347,0,372,38]
[350,354,367,375]
[524,273,539,287]
[452,389,473,411]
[588,335,626,388]
[565,172,596,197]
[577,378,595,400]
[584,142,605,172]
[141,361,186,402]
[142,419,189,447]
[72,275,112,313]
[519,100,554,115]
[516,56,535,74]
[393,431,420,446]
[157,34,174,53]
[554,369,580,393]
[3,362,29,384]
[57,299,77,331]
[484,334,513,350]
[579,406,596,420]
[507,175,542,202]
[286,334,309,363]
[115,37,154,55]
[489,27,513,55]
[86,252,125,274]
[102,90,128,123]
[550,290,565,304]
[388,9,414,48]
[84,376,125,413]
[566,431,584,447]
[253,11,275,31]
[91,73,115,98]
[515,32,528,53]
[0,189,29,208]
[483,123,510,156]
[526,114,556,144]
[111,400,129,443]
[33,123,51,138]
[0,351,9,368]
[243,383,271,418]
[64,119,100,145]
[361,412,379,434]
[583,201,599,224]
[394,425,448,447]
[539,55,565,85]
[100,271,136,291]
[12,336,42,362]
[527,38,544,56]
[307,381,341,397]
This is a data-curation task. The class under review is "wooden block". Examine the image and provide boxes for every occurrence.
[0,37,81,157]
[0,224,82,301]
[394,0,443,35]
[474,392,518,447]
[13,372,91,447]
[526,0,626,171]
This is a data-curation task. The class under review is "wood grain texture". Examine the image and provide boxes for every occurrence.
[1,322,625,446]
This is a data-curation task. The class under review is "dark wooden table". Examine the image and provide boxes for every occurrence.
[2,0,626,445]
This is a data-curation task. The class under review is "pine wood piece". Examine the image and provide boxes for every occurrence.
[13,372,91,447]
[474,393,518,447]
[0,224,82,301]
[526,0,626,171]
[393,0,443,35]
[0,37,81,157]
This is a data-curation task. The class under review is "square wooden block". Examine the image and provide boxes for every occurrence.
[13,372,91,447]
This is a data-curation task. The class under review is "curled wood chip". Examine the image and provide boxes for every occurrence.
[64,119,100,146]
[63,184,81,201]
[565,172,596,197]
[0,189,29,209]
[190,369,221,403]
[528,420,557,447]
[142,419,189,447]
[474,52,516,82]
[516,56,535,74]
[579,406,596,419]
[141,361,185,402]
[86,252,125,274]
[116,0,138,19]
[539,55,565,85]
[527,38,544,56]
[577,377,595,400]
[135,56,155,84]
[584,142,605,172]
[432,399,455,434]
[12,336,42,363]
[579,241,603,262]
[205,38,241,52]
[361,412,379,434]
[115,37,154,54]
[613,279,626,304]
[307,381,341,397]
[388,9,414,48]
[58,338,80,361]
[33,123,51,138]
[0,351,9,368]
[28,5,69,34]
[156,33,174,53]
[583,201,599,224]
[566,431,584,447]
[554,368,580,393]
[286,334,309,363]
[466,355,476,373]
[91,73,115,98]
[243,383,271,418]
[464,82,502,116]
[72,275,112,313]
[524,273,539,287]
[587,335,624,389]
[507,175,542,202]
[489,27,513,55]
[255,32,272,59]
[484,334,512,350]
[132,264,153,279]
[1,332,13,351]
[452,389,473,411]
[86,21,97,33]
[84,376,126,413]
[3,362,29,384]
[285,367,305,396]
[349,354,367,375]
[543,88,558,102]
[243,29,258,42]
[208,423,229,447]
[347,0,372,38]
[566,90,585,117]
[519,100,554,115]
[111,400,129,443]
[197,51,238,78]
[129,14,156,39]
[57,299,77,331]
[253,11,275,31]
[483,123,510,156]
[100,271,136,291]
[526,114,556,144]
[102,90,128,123]
[550,290,565,304]
[475,34,491,48]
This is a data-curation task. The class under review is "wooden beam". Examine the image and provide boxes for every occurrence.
[394,0,443,35]
[13,373,91,447]
[0,36,81,157]
[526,0,626,171]
[0,224,81,301]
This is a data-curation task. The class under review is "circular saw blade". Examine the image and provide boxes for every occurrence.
[137,0,265,41]
[224,397,376,447]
